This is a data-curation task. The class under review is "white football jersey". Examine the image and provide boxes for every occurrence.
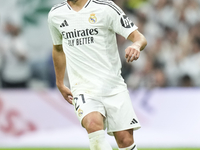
[48,0,138,96]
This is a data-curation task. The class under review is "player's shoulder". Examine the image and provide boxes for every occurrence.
[49,1,68,16]
[92,0,123,15]
[92,0,116,7]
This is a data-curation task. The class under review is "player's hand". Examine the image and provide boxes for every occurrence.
[57,85,73,105]
[125,44,141,63]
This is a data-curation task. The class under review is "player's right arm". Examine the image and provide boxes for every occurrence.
[48,10,73,104]
[52,44,73,104]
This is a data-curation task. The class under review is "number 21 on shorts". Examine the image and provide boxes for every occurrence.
[73,94,86,111]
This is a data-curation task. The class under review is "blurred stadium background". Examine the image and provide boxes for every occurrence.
[0,0,200,150]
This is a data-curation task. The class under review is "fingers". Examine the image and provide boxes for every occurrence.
[125,46,140,63]
[59,87,73,105]
[125,48,131,60]
[57,85,74,105]
[67,95,73,105]
[130,51,140,62]
[63,94,73,105]
[68,92,74,104]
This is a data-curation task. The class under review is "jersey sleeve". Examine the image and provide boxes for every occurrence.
[106,1,138,39]
[48,12,62,45]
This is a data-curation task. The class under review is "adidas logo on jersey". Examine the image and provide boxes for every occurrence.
[60,20,69,28]
[130,118,138,125]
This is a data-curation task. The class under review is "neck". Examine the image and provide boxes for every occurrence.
[68,0,78,4]
[67,0,88,6]
[67,0,88,11]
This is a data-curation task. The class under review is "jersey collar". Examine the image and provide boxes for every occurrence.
[66,0,92,11]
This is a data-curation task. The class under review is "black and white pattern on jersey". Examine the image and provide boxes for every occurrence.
[92,0,122,15]
[130,145,136,150]
[51,1,68,11]
[121,15,134,28]
[85,0,92,8]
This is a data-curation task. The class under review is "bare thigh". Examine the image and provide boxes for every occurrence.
[82,111,105,134]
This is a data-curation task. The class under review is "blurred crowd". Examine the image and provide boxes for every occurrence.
[0,0,200,89]
[116,0,200,89]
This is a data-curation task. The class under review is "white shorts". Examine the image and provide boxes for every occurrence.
[72,90,141,136]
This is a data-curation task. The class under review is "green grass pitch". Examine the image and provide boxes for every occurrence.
[0,148,200,150]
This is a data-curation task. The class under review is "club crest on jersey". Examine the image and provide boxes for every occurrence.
[78,109,83,117]
[89,14,97,24]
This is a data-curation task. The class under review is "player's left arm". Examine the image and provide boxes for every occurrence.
[105,1,147,62]
[125,30,147,63]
